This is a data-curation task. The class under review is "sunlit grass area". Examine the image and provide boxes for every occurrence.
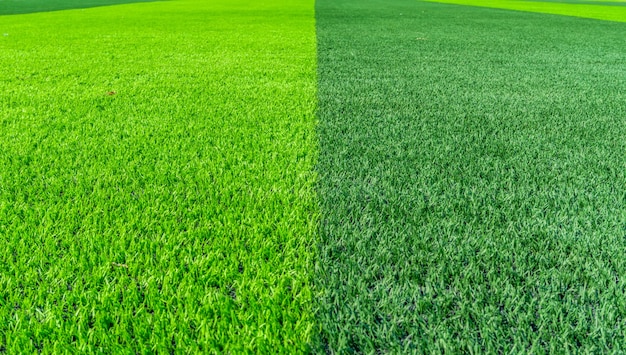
[0,0,317,352]
[425,0,626,21]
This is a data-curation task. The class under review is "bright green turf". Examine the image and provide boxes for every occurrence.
[315,0,626,351]
[0,0,158,15]
[426,0,626,22]
[0,0,317,352]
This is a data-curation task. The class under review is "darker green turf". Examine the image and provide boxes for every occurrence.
[315,0,626,352]
[0,0,159,15]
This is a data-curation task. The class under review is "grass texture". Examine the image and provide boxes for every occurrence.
[0,0,317,352]
[315,0,626,352]
[426,0,626,22]
[0,0,158,15]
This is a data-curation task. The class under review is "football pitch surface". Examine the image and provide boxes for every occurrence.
[1,0,625,352]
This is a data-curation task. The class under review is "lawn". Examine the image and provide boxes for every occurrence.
[425,0,626,22]
[3,0,626,352]
[315,0,626,352]
[0,0,158,15]
[0,0,317,352]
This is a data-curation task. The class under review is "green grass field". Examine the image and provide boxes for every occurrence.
[2,0,626,352]
[0,0,317,352]
[0,0,158,15]
[315,0,626,352]
[426,0,626,21]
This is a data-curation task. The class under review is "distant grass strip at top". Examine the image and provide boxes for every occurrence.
[523,0,626,6]
[315,0,626,352]
[0,0,159,15]
[0,0,317,352]
[425,0,626,22]
[519,0,626,7]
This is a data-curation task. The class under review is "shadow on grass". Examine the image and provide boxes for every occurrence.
[0,0,163,15]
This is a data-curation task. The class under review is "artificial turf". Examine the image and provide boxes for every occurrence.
[426,0,626,22]
[4,0,626,352]
[315,0,626,351]
[0,0,317,352]
[0,0,158,15]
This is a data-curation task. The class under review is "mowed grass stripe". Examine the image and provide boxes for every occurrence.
[0,0,317,352]
[425,0,626,22]
[0,0,158,15]
[315,0,626,351]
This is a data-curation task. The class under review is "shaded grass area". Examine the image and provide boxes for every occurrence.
[0,0,317,352]
[315,0,626,352]
[0,0,159,15]
[427,0,626,22]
